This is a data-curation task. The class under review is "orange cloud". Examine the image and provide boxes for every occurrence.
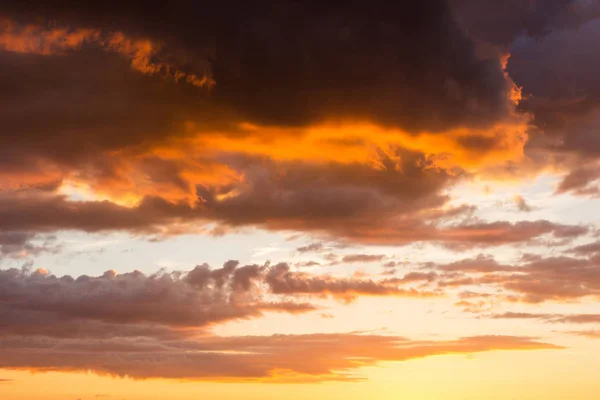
[47,114,529,210]
[0,332,561,382]
[0,17,212,87]
[185,119,529,170]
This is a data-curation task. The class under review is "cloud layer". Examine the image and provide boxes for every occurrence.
[0,263,561,381]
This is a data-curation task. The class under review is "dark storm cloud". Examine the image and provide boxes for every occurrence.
[0,0,514,132]
[491,10,600,195]
[508,18,600,153]
[209,0,513,131]
[451,1,600,197]
[451,0,579,49]
[0,48,223,169]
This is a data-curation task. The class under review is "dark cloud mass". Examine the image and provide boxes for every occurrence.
[0,0,534,245]
[0,0,513,131]
[452,0,600,194]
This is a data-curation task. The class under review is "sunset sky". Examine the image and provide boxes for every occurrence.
[1,1,600,399]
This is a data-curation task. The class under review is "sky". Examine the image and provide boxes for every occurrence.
[1,1,600,399]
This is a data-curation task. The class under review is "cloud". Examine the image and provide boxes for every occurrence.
[430,254,518,273]
[0,260,562,382]
[2,148,585,249]
[0,260,446,340]
[0,1,534,246]
[0,332,560,382]
[0,262,316,334]
[451,1,600,198]
[296,242,325,253]
[382,272,438,285]
[341,254,386,263]
[491,312,600,324]
[0,18,212,87]
[498,15,600,194]
[0,232,60,259]
[295,261,321,268]
[428,253,600,303]
[568,241,600,255]
[498,256,600,302]
[452,0,588,50]
[1,0,516,130]
[263,263,437,301]
[565,330,600,339]
[514,195,534,212]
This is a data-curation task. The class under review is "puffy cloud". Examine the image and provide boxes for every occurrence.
[0,262,316,333]
[263,263,437,301]
[0,260,446,339]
